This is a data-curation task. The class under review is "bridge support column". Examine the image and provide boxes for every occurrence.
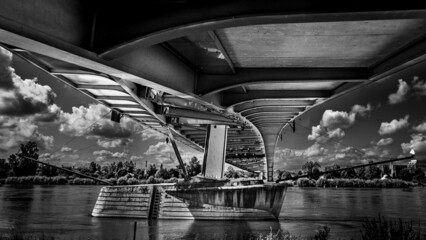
[202,125,228,178]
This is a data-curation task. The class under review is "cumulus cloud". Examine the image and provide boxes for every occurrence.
[303,143,328,157]
[378,115,409,135]
[140,128,165,141]
[308,104,372,143]
[96,138,133,149]
[59,104,141,148]
[144,142,175,166]
[401,133,426,155]
[130,155,144,161]
[376,138,394,146]
[0,116,54,151]
[93,150,129,162]
[144,142,202,168]
[413,121,426,133]
[413,76,426,96]
[388,79,409,104]
[0,47,61,119]
[60,147,75,153]
[351,103,373,117]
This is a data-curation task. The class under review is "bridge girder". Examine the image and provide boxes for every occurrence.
[1,1,426,181]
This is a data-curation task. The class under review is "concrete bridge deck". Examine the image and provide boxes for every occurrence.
[1,1,426,181]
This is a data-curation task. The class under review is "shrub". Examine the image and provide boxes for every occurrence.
[117,176,128,185]
[51,176,67,185]
[5,177,18,184]
[155,178,164,184]
[126,177,138,185]
[361,214,422,240]
[164,177,178,183]
[33,176,48,184]
[106,178,117,185]
[138,179,147,184]
[146,176,156,184]
[297,178,315,187]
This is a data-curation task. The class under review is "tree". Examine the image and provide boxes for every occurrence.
[0,158,10,178]
[186,157,201,176]
[302,161,321,179]
[340,168,357,179]
[399,168,413,181]
[146,164,158,177]
[365,161,382,179]
[8,141,39,176]
[224,166,237,178]
[155,164,170,179]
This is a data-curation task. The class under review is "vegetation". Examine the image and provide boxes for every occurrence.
[276,160,425,187]
[361,215,425,240]
[224,166,257,179]
[0,141,201,185]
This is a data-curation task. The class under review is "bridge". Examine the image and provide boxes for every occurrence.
[1,1,426,181]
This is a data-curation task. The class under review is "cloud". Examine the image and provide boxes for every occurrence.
[0,46,15,90]
[378,115,409,135]
[321,109,356,130]
[130,155,144,161]
[351,103,373,117]
[413,121,426,133]
[388,79,409,104]
[401,133,426,155]
[96,138,133,148]
[413,76,426,96]
[143,142,202,168]
[303,143,328,157]
[0,116,54,151]
[93,150,128,158]
[140,128,165,141]
[59,104,141,149]
[308,103,371,143]
[60,147,75,153]
[144,142,175,166]
[93,150,129,162]
[376,138,394,146]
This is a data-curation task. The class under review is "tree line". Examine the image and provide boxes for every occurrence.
[0,141,202,185]
[275,160,425,183]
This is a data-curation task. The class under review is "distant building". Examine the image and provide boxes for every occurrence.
[389,162,407,178]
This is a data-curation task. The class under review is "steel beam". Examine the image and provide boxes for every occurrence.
[222,90,331,107]
[197,68,368,95]
[160,107,236,123]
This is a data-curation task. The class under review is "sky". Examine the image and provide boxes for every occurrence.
[1,46,426,172]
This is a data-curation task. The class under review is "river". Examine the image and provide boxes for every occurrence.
[0,185,425,239]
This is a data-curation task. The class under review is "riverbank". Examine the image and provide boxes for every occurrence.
[0,175,178,185]
[291,177,417,188]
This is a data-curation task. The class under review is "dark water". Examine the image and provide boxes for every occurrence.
[0,185,425,240]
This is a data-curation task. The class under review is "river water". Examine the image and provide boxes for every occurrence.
[0,185,425,240]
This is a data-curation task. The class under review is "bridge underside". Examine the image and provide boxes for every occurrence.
[1,1,426,181]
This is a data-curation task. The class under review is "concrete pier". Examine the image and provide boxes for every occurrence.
[92,183,287,220]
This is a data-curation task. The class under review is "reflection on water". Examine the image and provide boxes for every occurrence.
[0,185,425,239]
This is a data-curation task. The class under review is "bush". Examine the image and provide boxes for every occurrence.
[117,176,128,185]
[301,178,412,188]
[33,176,48,184]
[147,176,156,184]
[106,178,117,185]
[5,177,18,184]
[138,179,147,184]
[126,177,138,185]
[361,215,422,240]
[51,176,67,185]
[164,177,178,183]
[297,178,316,187]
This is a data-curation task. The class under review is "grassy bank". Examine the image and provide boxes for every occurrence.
[295,178,416,188]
